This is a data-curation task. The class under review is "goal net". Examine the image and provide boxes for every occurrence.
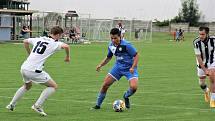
[85,18,153,42]
[91,19,113,41]
[132,19,152,43]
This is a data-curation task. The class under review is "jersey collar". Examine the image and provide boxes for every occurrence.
[48,36,58,42]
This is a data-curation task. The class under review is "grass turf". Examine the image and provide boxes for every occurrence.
[1,32,215,121]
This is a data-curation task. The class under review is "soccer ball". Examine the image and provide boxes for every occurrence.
[112,99,125,112]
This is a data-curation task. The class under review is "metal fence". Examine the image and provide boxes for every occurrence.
[0,11,153,41]
[30,12,153,41]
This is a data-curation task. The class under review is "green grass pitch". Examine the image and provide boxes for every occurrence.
[1,32,215,121]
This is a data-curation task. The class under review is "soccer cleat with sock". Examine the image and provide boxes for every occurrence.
[210,100,215,108]
[31,105,47,116]
[6,104,15,111]
[123,94,130,109]
[91,105,101,110]
[204,90,210,102]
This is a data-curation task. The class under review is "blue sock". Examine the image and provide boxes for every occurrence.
[124,88,134,98]
[96,92,106,107]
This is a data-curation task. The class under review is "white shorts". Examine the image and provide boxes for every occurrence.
[20,69,52,84]
[197,63,215,77]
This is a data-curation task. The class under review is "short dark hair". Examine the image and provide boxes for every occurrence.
[110,28,121,36]
[50,26,63,35]
[199,26,209,34]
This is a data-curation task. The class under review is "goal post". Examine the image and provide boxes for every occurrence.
[132,19,152,43]
[91,19,113,41]
[85,18,153,42]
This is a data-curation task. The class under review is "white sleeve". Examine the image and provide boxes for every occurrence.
[55,42,64,51]
[194,42,201,55]
[26,38,38,45]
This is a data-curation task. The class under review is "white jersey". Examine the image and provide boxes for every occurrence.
[193,36,215,68]
[117,25,125,34]
[21,37,63,71]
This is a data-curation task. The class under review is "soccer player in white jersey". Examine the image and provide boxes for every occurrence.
[6,26,70,116]
[116,21,126,39]
[193,26,215,107]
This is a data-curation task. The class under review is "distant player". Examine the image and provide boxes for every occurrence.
[193,26,215,107]
[173,29,177,41]
[92,28,139,109]
[116,21,126,39]
[176,29,180,42]
[6,26,70,116]
[178,29,184,41]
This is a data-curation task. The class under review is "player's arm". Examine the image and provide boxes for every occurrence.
[193,41,209,75]
[61,43,70,62]
[96,45,114,72]
[132,53,139,68]
[196,55,209,75]
[96,56,112,72]
[23,39,31,55]
[130,53,139,74]
[126,43,138,73]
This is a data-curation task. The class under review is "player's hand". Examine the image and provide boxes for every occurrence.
[208,69,215,76]
[205,69,209,76]
[129,67,134,74]
[96,65,102,72]
[64,56,70,62]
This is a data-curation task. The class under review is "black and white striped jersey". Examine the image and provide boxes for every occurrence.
[193,36,215,68]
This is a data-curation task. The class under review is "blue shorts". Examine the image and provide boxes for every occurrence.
[108,65,138,81]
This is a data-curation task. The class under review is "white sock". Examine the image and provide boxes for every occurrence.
[205,87,209,93]
[205,87,210,92]
[35,87,55,107]
[210,93,215,101]
[10,86,27,106]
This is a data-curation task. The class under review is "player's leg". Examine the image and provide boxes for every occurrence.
[31,79,57,116]
[92,65,121,109]
[199,76,210,102]
[6,82,32,111]
[123,78,138,109]
[208,68,215,107]
[93,74,116,109]
[123,68,138,109]
[125,78,138,98]
[199,77,207,91]
[6,69,33,111]
[197,67,210,102]
[35,79,57,107]
[31,71,56,116]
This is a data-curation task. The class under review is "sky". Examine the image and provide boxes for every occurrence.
[29,0,215,22]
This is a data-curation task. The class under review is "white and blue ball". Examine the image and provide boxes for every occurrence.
[112,99,125,112]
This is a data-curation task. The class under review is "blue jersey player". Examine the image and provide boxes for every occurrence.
[92,28,139,109]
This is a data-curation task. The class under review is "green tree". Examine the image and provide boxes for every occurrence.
[154,19,170,27]
[172,0,200,26]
